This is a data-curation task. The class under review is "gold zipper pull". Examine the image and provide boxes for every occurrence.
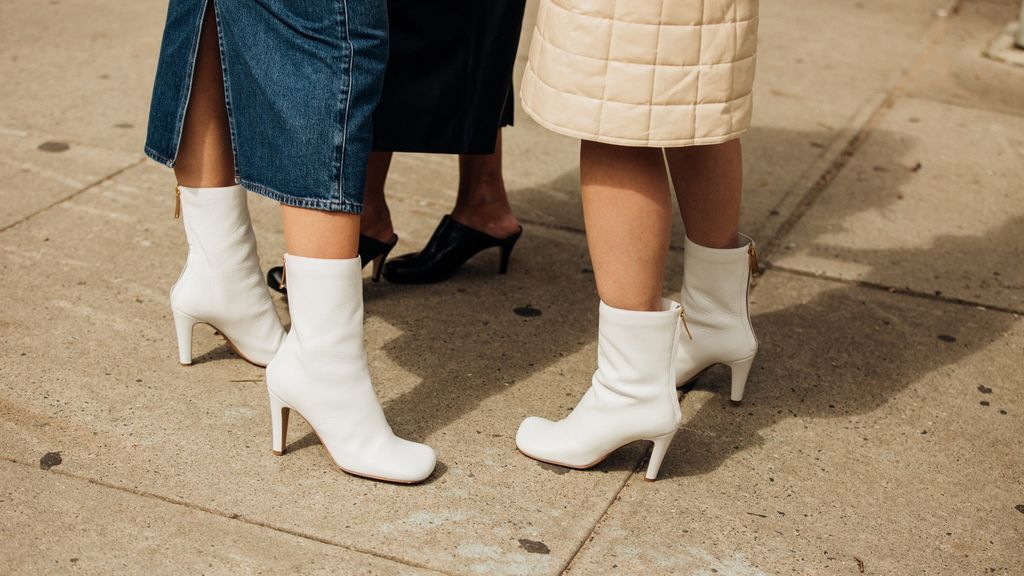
[748,242,759,276]
[279,255,287,289]
[679,305,693,340]
[174,185,182,219]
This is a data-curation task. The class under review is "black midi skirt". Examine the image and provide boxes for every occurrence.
[372,0,527,155]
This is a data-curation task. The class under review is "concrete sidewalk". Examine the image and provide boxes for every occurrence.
[1,0,1022,574]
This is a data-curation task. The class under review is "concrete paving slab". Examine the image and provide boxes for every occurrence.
[746,0,954,241]
[0,130,141,230]
[0,460,439,575]
[0,161,687,576]
[3,1,1019,574]
[772,96,1024,312]
[0,1,160,154]
[565,271,1024,576]
[904,0,1024,117]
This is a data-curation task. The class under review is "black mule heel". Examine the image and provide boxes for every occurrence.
[266,233,398,294]
[360,234,399,283]
[498,229,522,274]
[382,215,523,284]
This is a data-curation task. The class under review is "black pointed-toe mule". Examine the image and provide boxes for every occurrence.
[381,215,522,285]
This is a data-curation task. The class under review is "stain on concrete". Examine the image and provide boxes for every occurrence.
[39,451,62,470]
[518,539,550,554]
[937,334,957,343]
[980,401,990,406]
[1015,505,1024,514]
[37,141,70,153]
[537,461,569,475]
[114,123,133,129]
[978,385,993,394]
[514,305,542,318]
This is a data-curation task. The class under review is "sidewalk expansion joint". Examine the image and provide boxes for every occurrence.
[2,456,454,576]
[557,458,640,575]
[760,5,964,264]
[0,157,147,235]
[767,263,1022,316]
[760,94,897,264]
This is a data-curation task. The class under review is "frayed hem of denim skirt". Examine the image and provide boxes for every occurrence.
[144,147,363,215]
[240,179,363,215]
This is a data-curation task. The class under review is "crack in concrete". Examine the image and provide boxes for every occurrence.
[759,3,964,264]
[0,157,146,235]
[767,263,1022,317]
[2,457,454,576]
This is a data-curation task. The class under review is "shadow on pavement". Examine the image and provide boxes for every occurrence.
[274,124,1015,480]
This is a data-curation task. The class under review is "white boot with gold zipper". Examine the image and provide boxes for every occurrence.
[675,234,759,401]
[516,299,683,480]
[170,185,285,367]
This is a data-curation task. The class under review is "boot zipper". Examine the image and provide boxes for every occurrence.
[745,241,758,346]
[748,242,759,276]
[679,305,693,340]
[174,185,181,219]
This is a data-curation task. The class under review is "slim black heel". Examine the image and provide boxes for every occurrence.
[371,254,387,282]
[498,229,521,274]
[266,233,398,294]
[382,215,523,284]
[361,234,398,284]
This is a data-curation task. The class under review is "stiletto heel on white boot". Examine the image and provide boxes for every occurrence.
[516,299,683,480]
[675,234,759,401]
[726,355,756,402]
[266,254,436,484]
[170,185,285,366]
[172,310,198,365]
[646,431,677,480]
[268,390,290,456]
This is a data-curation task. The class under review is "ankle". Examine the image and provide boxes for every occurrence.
[685,231,740,250]
[451,205,520,239]
[360,208,394,243]
[452,183,520,239]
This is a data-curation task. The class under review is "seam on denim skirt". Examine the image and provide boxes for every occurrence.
[239,178,363,214]
[336,0,355,206]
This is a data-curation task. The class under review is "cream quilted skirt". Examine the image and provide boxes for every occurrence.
[520,0,759,147]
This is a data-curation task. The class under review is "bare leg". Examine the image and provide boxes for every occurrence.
[581,140,672,312]
[664,139,742,249]
[359,151,395,242]
[451,131,521,238]
[174,3,234,187]
[282,206,360,259]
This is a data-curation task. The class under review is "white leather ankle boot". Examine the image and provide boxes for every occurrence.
[170,185,285,366]
[516,299,682,481]
[675,234,759,401]
[266,254,436,484]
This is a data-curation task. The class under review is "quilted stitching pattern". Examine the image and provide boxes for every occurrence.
[521,0,759,147]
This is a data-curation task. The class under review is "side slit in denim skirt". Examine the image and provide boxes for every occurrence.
[144,0,388,213]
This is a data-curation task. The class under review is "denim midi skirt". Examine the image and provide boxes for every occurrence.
[144,0,388,213]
